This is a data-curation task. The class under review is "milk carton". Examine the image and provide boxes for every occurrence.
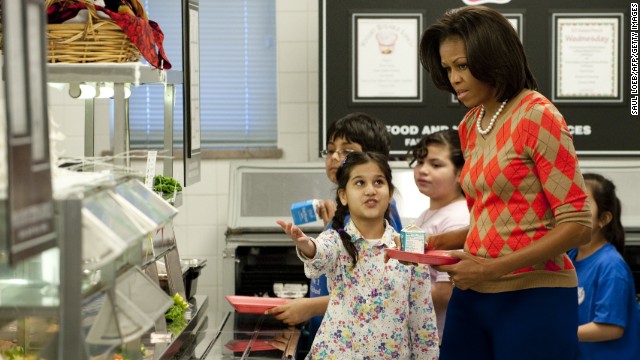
[401,224,426,254]
[290,199,322,225]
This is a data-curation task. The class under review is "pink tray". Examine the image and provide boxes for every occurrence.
[225,295,290,314]
[385,249,461,265]
[224,339,277,352]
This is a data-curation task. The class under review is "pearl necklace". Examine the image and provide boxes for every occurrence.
[476,99,508,135]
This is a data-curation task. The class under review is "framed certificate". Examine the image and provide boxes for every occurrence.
[352,14,422,103]
[552,14,623,102]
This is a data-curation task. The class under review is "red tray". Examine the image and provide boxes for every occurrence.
[385,249,461,265]
[224,339,277,352]
[225,295,290,314]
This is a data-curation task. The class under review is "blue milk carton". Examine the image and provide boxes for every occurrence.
[291,199,322,225]
[401,224,426,254]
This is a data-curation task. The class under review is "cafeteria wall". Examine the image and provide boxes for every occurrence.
[46,0,321,326]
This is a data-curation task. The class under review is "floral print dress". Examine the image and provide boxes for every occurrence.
[298,220,439,359]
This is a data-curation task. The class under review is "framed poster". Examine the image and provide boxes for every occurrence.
[352,13,422,103]
[322,1,637,156]
[552,14,623,102]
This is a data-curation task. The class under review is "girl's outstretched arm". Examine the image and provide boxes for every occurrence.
[276,219,317,258]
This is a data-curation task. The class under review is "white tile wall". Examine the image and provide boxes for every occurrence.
[278,43,308,73]
[49,1,320,328]
[279,103,311,134]
[279,73,310,104]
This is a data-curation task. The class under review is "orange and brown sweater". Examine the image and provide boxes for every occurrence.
[458,89,592,293]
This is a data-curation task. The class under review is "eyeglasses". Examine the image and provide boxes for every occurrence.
[320,149,355,158]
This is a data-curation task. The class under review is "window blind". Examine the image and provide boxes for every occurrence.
[129,0,277,150]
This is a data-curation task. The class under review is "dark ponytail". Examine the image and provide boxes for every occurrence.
[331,151,394,266]
[583,173,626,254]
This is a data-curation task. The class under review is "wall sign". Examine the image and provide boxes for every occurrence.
[321,0,637,156]
[1,0,56,264]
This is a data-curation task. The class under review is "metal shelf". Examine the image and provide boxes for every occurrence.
[46,63,182,176]
[47,63,183,85]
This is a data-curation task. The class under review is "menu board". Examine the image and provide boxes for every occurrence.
[321,0,637,157]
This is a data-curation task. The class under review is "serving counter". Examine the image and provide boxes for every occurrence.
[187,312,301,360]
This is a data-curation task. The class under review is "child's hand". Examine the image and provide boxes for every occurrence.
[384,234,417,266]
[265,327,296,352]
[276,219,308,243]
[265,298,314,325]
[276,219,316,257]
[384,234,402,263]
[316,199,337,226]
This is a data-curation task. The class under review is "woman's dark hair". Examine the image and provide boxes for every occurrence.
[419,5,537,101]
[327,112,391,156]
[583,173,625,254]
[408,129,465,195]
[331,151,394,266]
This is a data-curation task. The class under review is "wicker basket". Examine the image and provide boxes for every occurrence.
[46,0,140,63]
[0,0,140,63]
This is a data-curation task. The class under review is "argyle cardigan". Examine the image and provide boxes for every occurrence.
[458,89,592,293]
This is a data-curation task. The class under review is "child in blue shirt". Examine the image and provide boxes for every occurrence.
[568,173,640,359]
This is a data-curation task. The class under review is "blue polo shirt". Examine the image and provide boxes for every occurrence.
[568,243,640,359]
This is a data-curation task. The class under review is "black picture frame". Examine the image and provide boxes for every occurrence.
[552,13,624,103]
[351,13,423,103]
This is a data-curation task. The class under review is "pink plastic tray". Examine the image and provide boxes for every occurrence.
[224,339,277,352]
[225,295,290,314]
[385,249,461,265]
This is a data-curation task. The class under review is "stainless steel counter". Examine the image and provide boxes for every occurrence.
[188,311,301,359]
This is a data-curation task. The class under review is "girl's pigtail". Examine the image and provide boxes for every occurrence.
[332,200,358,266]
